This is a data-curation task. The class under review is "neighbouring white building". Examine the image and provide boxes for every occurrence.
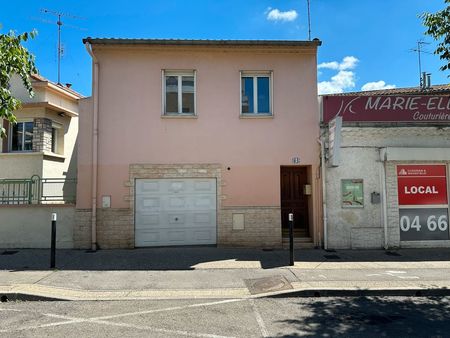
[321,85,450,249]
[0,74,82,248]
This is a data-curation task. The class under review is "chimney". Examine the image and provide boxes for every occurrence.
[427,73,431,89]
[421,72,427,90]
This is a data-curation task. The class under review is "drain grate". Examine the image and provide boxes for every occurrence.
[385,251,401,257]
[1,251,18,255]
[324,254,340,259]
[245,276,293,295]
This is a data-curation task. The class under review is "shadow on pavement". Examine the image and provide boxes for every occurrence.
[0,247,290,271]
[275,296,450,337]
[1,247,450,271]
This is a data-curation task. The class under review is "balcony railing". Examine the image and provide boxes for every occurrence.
[0,175,76,205]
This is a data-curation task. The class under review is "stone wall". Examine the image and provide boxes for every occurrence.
[32,118,52,153]
[74,209,91,249]
[218,207,281,248]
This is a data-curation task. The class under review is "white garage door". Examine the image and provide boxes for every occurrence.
[135,178,217,247]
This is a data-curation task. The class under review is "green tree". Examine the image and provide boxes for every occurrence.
[0,28,38,138]
[422,1,450,74]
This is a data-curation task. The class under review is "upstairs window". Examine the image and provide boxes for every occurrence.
[10,121,33,152]
[163,70,196,115]
[241,71,272,116]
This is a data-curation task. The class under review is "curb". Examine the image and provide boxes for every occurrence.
[2,286,450,302]
[263,288,450,298]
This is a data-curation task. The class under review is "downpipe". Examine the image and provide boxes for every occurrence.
[84,42,99,251]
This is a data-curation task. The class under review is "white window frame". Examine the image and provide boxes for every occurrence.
[161,70,197,116]
[240,71,273,116]
[9,120,34,152]
[51,122,62,154]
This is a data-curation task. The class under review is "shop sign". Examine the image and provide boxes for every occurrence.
[397,165,448,205]
[397,164,449,241]
[341,179,364,208]
[399,208,449,241]
[322,95,450,123]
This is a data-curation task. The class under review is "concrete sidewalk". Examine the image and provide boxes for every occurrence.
[1,247,450,301]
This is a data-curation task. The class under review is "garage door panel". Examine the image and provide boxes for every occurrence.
[136,181,161,194]
[135,178,217,247]
[135,213,160,228]
[136,197,161,213]
[191,228,215,242]
[136,231,161,246]
[167,196,188,209]
[194,180,215,192]
[193,195,216,209]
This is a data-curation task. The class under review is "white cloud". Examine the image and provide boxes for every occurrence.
[317,56,359,94]
[361,81,396,91]
[318,70,357,94]
[318,56,358,71]
[318,56,395,95]
[317,61,339,70]
[266,8,298,22]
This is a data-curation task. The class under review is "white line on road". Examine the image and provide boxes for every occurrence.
[0,298,246,336]
[250,299,269,337]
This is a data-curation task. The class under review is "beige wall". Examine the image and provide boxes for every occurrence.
[0,153,43,178]
[0,205,75,248]
[78,45,321,210]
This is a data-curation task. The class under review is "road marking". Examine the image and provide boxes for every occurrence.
[250,299,269,337]
[93,298,246,321]
[386,271,407,274]
[0,299,246,336]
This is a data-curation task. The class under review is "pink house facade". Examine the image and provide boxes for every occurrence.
[76,38,322,249]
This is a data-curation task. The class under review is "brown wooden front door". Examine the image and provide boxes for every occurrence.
[280,166,309,237]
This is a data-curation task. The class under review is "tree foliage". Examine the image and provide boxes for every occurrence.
[0,28,38,138]
[422,0,450,74]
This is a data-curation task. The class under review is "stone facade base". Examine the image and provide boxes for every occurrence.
[76,206,282,249]
[74,164,283,249]
[97,208,133,249]
[218,207,282,248]
[74,209,92,249]
[75,208,133,249]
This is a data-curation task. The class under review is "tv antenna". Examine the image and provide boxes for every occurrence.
[306,0,311,41]
[410,40,432,87]
[39,9,86,85]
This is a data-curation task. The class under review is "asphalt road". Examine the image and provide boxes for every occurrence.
[1,296,450,337]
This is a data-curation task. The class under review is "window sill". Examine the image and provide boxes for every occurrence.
[240,114,274,119]
[0,151,41,156]
[43,152,66,161]
[161,114,198,119]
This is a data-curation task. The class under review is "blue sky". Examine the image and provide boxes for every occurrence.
[1,0,447,96]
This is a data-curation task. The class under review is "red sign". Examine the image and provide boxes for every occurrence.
[322,95,450,123]
[397,165,448,205]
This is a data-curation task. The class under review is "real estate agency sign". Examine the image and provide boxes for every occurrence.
[322,95,450,123]
[397,165,449,241]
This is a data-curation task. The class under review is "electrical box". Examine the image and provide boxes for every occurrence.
[102,195,111,208]
[303,184,312,195]
[371,192,380,204]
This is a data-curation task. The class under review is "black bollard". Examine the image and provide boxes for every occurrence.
[50,213,57,268]
[289,213,294,266]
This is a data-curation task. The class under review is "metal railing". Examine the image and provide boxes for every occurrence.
[0,175,76,205]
